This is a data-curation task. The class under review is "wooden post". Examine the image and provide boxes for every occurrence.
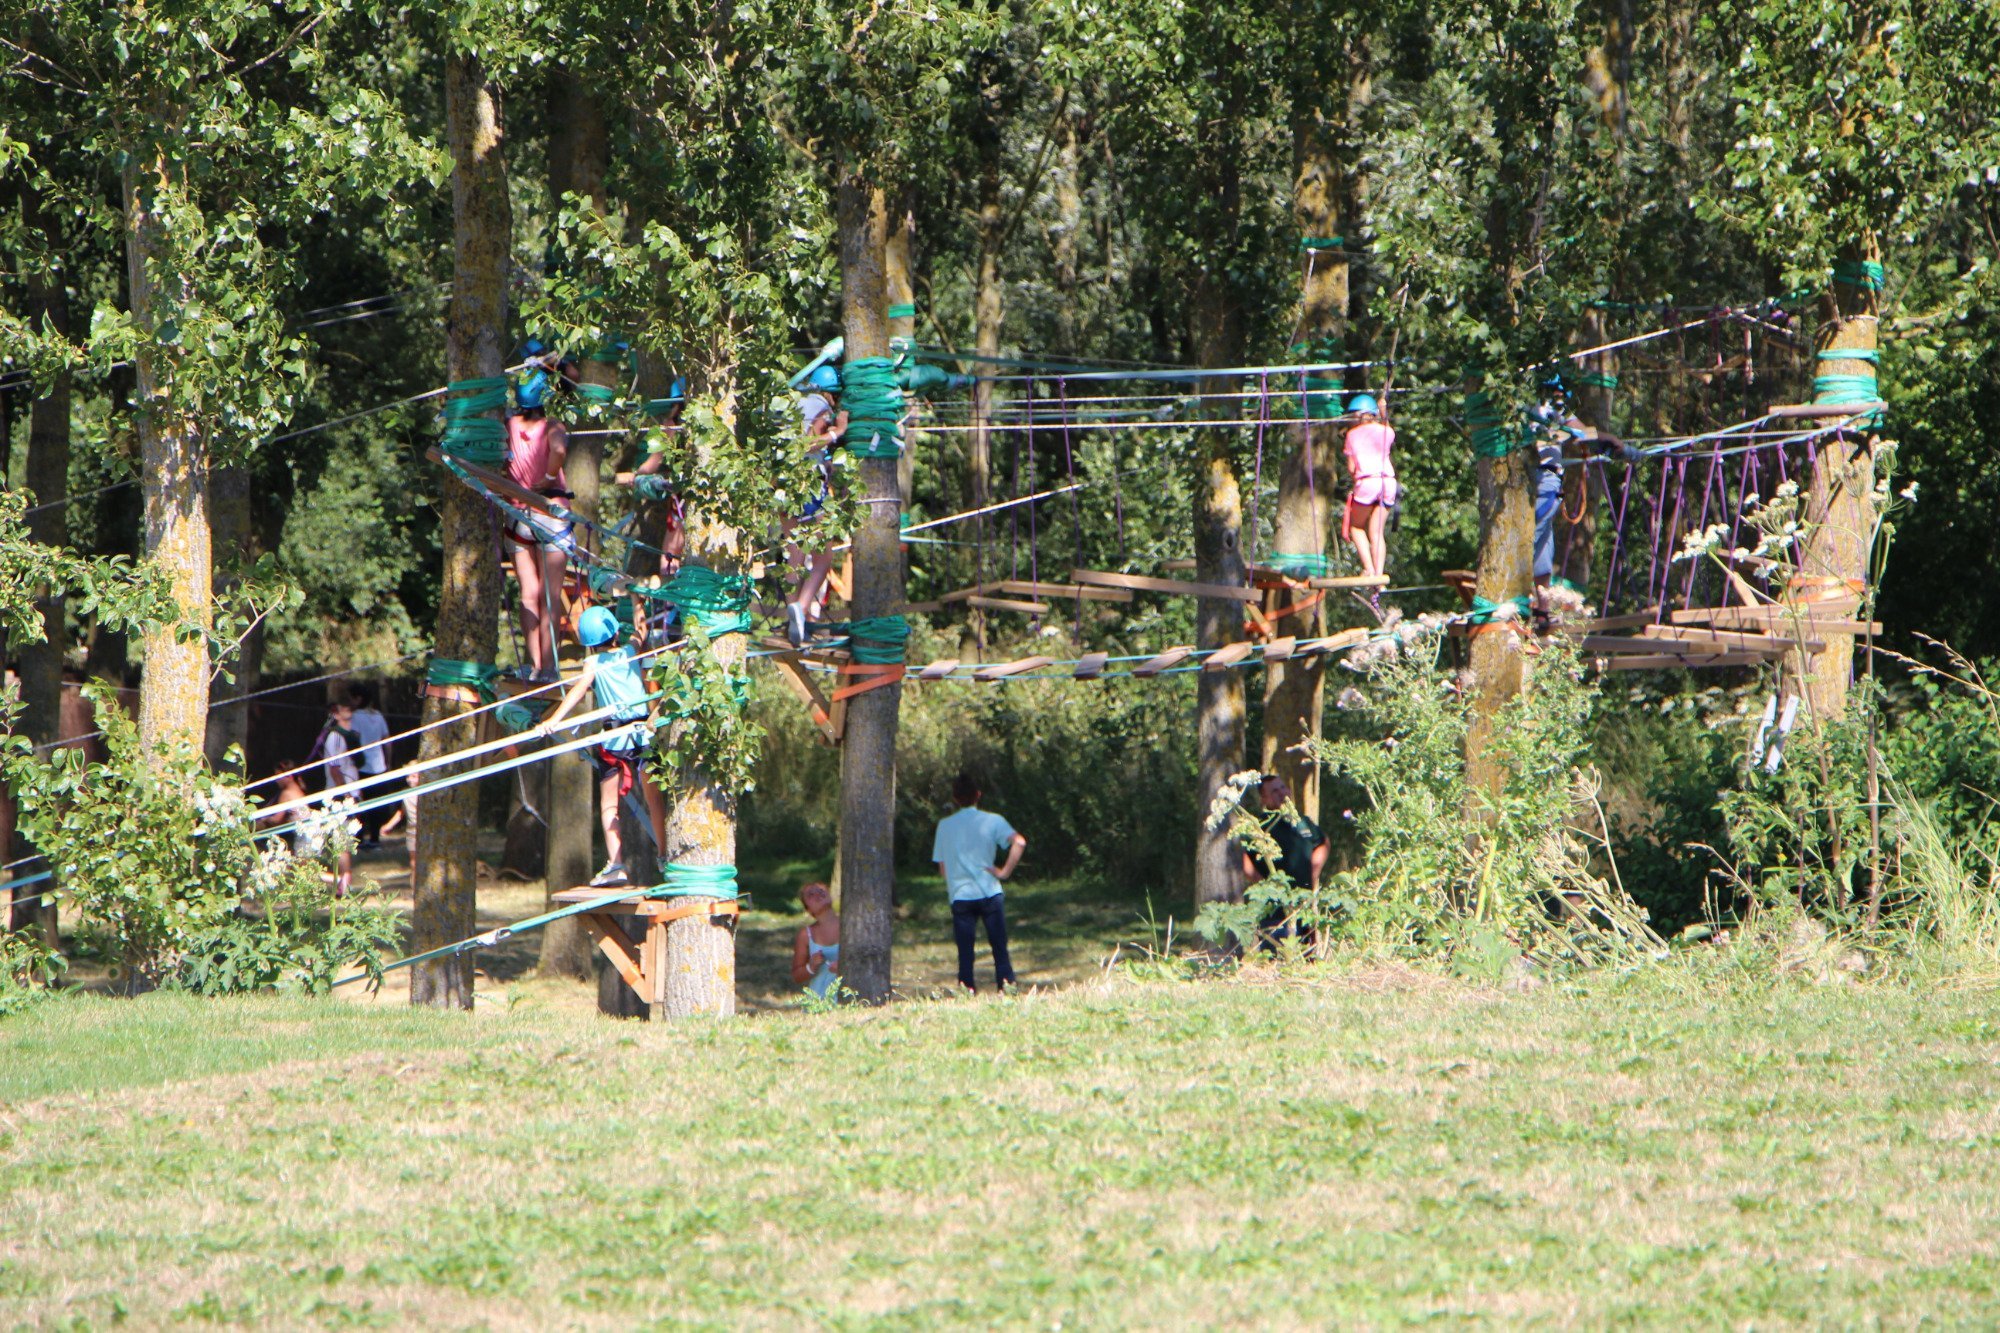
[411,52,510,1010]
[833,171,902,1002]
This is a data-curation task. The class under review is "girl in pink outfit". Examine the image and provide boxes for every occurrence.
[506,356,577,681]
[1341,393,1397,579]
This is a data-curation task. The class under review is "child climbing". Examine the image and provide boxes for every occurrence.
[1342,392,1397,587]
[782,363,846,647]
[507,344,580,681]
[789,880,842,1000]
[1527,375,1626,590]
[536,604,668,889]
[631,376,689,579]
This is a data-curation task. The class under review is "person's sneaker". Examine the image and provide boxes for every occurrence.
[785,601,809,648]
[588,861,629,888]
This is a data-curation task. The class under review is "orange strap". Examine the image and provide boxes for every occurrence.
[1263,589,1326,624]
[832,662,906,702]
[654,899,743,927]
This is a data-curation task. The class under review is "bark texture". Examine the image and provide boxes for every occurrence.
[834,173,901,1002]
[1465,444,1537,802]
[123,156,212,757]
[1191,281,1247,913]
[203,463,258,769]
[19,256,70,753]
[411,53,510,1010]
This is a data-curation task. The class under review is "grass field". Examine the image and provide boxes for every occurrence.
[6,959,2000,1327]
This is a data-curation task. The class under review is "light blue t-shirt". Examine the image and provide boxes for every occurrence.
[931,806,1018,903]
[589,645,650,723]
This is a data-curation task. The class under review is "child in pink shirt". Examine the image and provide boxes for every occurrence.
[1341,394,1397,580]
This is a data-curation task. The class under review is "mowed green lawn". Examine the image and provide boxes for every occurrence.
[5,968,2000,1327]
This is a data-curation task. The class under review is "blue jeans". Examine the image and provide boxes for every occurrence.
[951,894,1016,991]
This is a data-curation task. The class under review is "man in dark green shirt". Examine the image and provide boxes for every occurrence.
[1239,774,1329,941]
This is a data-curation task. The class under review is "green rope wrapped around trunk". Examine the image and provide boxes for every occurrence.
[441,377,509,465]
[427,657,504,702]
[837,356,907,458]
[1465,389,1517,459]
[650,863,740,898]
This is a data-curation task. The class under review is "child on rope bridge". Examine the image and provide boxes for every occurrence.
[783,363,847,647]
[507,342,581,682]
[1527,374,1626,593]
[1341,393,1397,590]
[536,604,669,889]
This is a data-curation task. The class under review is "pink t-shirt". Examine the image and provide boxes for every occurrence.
[1344,421,1396,479]
[506,416,568,492]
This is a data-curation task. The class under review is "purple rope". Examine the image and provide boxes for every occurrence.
[1644,454,1673,610]
[1058,375,1083,636]
[1599,461,1635,617]
[1026,377,1038,599]
[1678,443,1724,608]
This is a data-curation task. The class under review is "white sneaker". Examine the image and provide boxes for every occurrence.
[785,602,809,647]
[589,861,629,888]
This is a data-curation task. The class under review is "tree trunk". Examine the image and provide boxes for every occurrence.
[411,53,511,1010]
[1263,67,1361,820]
[122,156,212,758]
[19,259,70,754]
[1052,110,1082,357]
[1464,430,1536,803]
[538,70,612,979]
[1794,239,1882,721]
[964,133,1004,659]
[203,463,258,770]
[833,172,901,1002]
[656,384,745,1019]
[1191,276,1248,914]
[886,192,918,508]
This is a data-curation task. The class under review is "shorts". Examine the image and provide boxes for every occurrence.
[508,508,578,555]
[795,489,828,524]
[1349,475,1399,508]
[588,726,651,783]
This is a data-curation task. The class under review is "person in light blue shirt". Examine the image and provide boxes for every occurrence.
[931,771,1026,993]
[538,604,666,889]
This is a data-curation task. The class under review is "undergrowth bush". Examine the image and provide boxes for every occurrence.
[1,688,397,997]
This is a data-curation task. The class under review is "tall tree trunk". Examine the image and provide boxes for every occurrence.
[538,70,612,979]
[203,463,257,769]
[833,172,901,1002]
[1264,49,1366,820]
[1464,398,1536,802]
[1191,279,1248,915]
[122,155,212,757]
[1052,109,1082,358]
[412,53,511,1010]
[1794,239,1882,721]
[657,381,744,1019]
[19,258,70,754]
[84,364,140,686]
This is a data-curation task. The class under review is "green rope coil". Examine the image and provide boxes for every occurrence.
[495,696,551,733]
[441,378,509,466]
[886,302,917,319]
[1832,259,1886,291]
[651,863,739,899]
[1465,390,1516,459]
[838,356,907,458]
[1467,594,1531,624]
[661,564,753,637]
[812,614,909,665]
[1303,375,1344,420]
[1812,370,1885,426]
[1265,552,1334,578]
[1573,371,1619,389]
[427,657,504,703]
[1299,237,1345,252]
[575,383,618,404]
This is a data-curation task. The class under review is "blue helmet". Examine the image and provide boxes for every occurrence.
[806,363,842,392]
[577,605,619,647]
[1348,393,1379,415]
[668,375,688,402]
[517,369,552,411]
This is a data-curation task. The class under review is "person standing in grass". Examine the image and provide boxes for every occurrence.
[1239,773,1328,946]
[931,771,1026,993]
[790,881,842,1000]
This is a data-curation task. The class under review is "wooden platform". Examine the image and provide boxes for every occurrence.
[550,888,742,1010]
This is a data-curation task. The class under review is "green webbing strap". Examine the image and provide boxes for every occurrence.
[1300,237,1345,252]
[427,657,504,703]
[575,383,618,405]
[660,564,754,637]
[652,863,740,899]
[1465,389,1516,459]
[1266,552,1334,578]
[1815,347,1880,363]
[441,377,509,465]
[1812,371,1885,426]
[886,302,917,319]
[1573,371,1619,389]
[1467,594,1531,624]
[1832,260,1886,291]
[838,357,907,458]
[1303,375,1344,420]
[813,614,910,665]
[495,695,552,733]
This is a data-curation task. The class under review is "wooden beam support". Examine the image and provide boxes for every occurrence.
[1132,645,1194,677]
[939,581,1004,604]
[768,652,840,743]
[581,914,647,996]
[1070,568,1260,602]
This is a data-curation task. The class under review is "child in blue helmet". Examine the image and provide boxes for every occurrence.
[782,363,846,646]
[507,343,580,681]
[538,603,668,888]
[630,376,689,581]
[1527,375,1626,589]
[1342,392,1397,586]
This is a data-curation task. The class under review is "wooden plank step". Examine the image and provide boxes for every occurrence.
[1558,608,1661,633]
[967,595,1050,615]
[1073,652,1108,680]
[1599,652,1771,671]
[1671,603,1873,632]
[1296,627,1371,657]
[1133,646,1194,677]
[1071,568,1260,602]
[975,655,1055,682]
[996,580,1133,602]
[1579,636,1726,656]
[916,659,961,681]
[1305,574,1390,589]
[1203,643,1257,671]
[1641,625,1819,653]
[1261,636,1298,663]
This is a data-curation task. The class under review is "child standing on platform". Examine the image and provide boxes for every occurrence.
[1341,393,1398,585]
